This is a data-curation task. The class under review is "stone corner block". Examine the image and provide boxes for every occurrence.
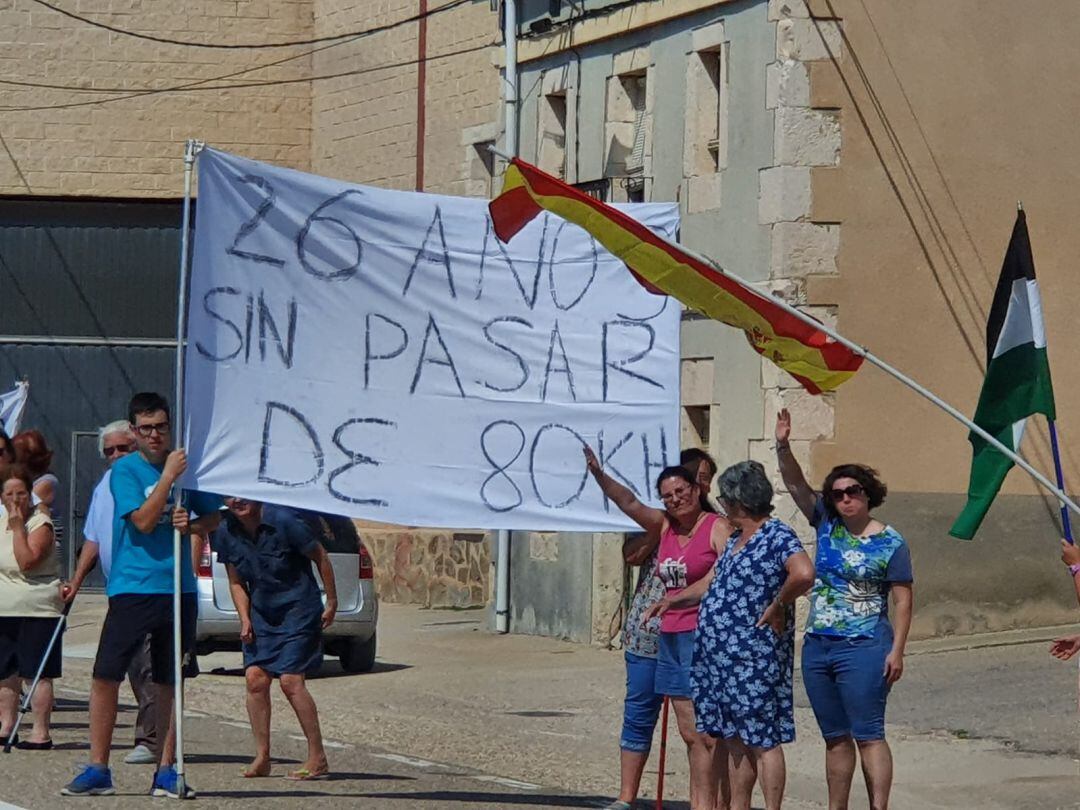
[777,18,843,62]
[774,106,840,167]
[769,0,811,21]
[763,387,836,442]
[759,166,812,224]
[767,59,811,110]
[761,355,810,390]
[770,221,839,279]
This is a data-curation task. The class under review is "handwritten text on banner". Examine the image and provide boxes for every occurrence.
[183,148,680,531]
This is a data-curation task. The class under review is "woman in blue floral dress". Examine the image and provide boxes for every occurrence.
[775,408,914,810]
[652,461,813,810]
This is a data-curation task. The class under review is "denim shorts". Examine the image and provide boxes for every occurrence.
[621,652,663,753]
[801,621,894,741]
[654,630,695,698]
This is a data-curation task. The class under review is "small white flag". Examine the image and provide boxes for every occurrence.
[0,381,29,435]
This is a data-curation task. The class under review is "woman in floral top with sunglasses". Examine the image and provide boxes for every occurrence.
[775,408,913,810]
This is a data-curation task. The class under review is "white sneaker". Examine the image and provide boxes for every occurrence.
[124,744,157,764]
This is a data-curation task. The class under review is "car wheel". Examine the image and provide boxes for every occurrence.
[339,633,376,673]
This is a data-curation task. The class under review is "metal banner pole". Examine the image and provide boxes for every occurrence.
[172,137,201,798]
[495,0,518,635]
[488,150,1080,522]
[1049,421,1073,543]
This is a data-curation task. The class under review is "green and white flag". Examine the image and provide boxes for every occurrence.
[950,210,1056,539]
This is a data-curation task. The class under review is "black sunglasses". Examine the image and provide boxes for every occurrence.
[829,484,866,502]
[103,444,134,457]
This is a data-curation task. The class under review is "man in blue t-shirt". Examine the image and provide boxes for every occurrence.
[62,392,221,799]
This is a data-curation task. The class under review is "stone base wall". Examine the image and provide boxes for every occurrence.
[358,523,491,609]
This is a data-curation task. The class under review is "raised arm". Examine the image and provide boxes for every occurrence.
[775,408,817,522]
[6,509,55,572]
[584,445,665,536]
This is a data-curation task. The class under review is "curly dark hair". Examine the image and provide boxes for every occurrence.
[12,430,52,479]
[821,463,888,519]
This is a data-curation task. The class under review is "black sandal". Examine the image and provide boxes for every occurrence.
[16,739,52,750]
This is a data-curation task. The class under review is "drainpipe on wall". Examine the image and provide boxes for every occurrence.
[415,0,428,191]
[495,0,518,635]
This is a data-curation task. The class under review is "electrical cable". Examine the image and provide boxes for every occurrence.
[0,41,497,112]
[519,0,658,40]
[0,25,367,95]
[25,0,470,49]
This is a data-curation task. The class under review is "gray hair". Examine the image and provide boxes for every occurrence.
[718,460,774,517]
[98,420,133,457]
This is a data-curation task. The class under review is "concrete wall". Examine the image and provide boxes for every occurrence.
[0,0,313,196]
[505,531,625,646]
[795,0,1080,635]
[508,0,787,639]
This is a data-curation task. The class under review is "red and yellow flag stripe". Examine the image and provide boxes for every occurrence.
[490,159,862,394]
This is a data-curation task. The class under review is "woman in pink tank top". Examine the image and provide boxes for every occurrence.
[584,446,732,810]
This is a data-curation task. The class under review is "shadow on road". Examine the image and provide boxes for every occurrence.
[207,661,412,678]
[184,753,301,765]
[352,791,692,808]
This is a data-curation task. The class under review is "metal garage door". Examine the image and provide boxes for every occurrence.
[0,198,182,582]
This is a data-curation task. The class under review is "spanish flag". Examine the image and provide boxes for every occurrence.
[490,159,863,394]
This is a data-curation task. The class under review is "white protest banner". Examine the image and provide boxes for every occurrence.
[0,380,28,434]
[183,149,680,531]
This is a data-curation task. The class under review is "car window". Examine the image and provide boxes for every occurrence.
[307,513,360,555]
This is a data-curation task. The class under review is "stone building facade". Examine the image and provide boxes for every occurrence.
[5,0,1080,640]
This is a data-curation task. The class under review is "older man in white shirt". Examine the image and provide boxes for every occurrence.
[62,421,157,764]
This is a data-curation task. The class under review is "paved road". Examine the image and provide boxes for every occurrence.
[2,598,1079,809]
[0,692,612,810]
[888,637,1077,756]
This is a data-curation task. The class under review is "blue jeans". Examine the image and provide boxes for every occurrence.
[654,630,695,698]
[621,652,663,753]
[801,621,894,741]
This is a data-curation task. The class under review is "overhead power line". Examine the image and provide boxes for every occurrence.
[0,21,364,95]
[26,0,472,49]
[0,40,497,112]
[0,26,358,95]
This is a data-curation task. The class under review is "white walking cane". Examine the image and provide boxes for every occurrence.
[3,601,72,753]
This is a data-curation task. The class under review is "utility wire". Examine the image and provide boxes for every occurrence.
[0,21,367,95]
[26,0,470,49]
[0,26,362,95]
[0,41,496,112]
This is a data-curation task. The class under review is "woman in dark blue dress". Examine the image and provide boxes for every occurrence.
[689,462,814,810]
[213,498,338,781]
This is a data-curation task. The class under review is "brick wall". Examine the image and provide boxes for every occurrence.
[1,0,500,198]
[0,0,314,197]
[310,0,501,194]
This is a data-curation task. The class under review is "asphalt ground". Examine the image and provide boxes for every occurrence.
[1,598,1079,809]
